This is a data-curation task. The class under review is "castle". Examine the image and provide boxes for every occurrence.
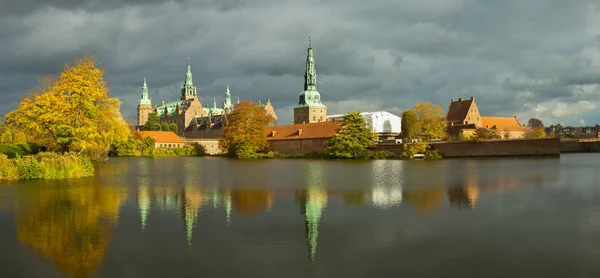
[136,58,278,138]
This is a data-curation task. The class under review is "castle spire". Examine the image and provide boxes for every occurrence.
[213,97,217,108]
[185,57,193,86]
[224,84,232,109]
[139,77,151,105]
[304,37,317,91]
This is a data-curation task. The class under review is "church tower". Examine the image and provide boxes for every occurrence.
[294,37,327,124]
[181,58,197,100]
[137,77,153,126]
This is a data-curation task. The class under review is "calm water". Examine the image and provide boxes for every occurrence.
[2,154,600,277]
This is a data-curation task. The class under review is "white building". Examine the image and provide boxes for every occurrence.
[327,111,402,137]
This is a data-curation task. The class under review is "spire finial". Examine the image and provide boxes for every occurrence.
[237,96,240,104]
[308,36,312,48]
[144,77,147,86]
[213,97,216,108]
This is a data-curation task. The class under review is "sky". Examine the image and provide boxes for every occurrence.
[1,0,600,126]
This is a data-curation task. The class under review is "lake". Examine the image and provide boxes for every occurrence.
[1,154,600,277]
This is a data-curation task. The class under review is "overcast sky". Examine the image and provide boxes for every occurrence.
[1,0,600,126]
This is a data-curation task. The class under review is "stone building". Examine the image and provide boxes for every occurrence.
[294,38,327,124]
[136,60,277,138]
[444,97,530,139]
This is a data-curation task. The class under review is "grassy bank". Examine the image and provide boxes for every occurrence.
[0,152,94,180]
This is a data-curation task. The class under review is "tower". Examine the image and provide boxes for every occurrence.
[294,37,327,124]
[181,57,197,100]
[224,84,233,111]
[137,77,153,126]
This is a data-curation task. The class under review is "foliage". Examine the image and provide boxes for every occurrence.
[5,54,129,160]
[160,123,169,132]
[143,112,161,131]
[401,110,418,139]
[370,151,398,159]
[0,152,94,180]
[524,127,546,139]
[424,149,443,160]
[219,101,272,158]
[0,142,44,158]
[528,118,544,129]
[412,102,446,141]
[326,111,376,159]
[111,135,204,157]
[473,128,501,141]
[402,141,428,159]
[169,123,178,134]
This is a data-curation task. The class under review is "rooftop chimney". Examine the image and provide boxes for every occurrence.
[471,96,474,100]
[161,101,165,106]
[458,98,462,102]
[451,98,454,102]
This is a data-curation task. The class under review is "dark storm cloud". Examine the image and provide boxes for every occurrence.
[1,0,600,125]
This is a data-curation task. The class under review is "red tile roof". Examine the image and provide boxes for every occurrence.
[266,121,341,141]
[445,99,473,122]
[481,117,530,132]
[137,131,184,143]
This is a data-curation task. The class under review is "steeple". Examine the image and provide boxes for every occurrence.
[237,96,240,104]
[181,57,197,100]
[304,37,317,91]
[224,84,232,110]
[213,97,217,108]
[185,57,193,86]
[139,77,151,105]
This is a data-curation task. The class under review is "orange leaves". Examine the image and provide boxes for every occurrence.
[219,101,272,157]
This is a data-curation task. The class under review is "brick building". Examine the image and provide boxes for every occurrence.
[266,121,341,154]
[137,131,185,148]
[445,97,530,139]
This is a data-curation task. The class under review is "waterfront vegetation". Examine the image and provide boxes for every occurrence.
[0,152,94,180]
[219,101,273,158]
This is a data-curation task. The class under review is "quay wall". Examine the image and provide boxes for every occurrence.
[375,138,560,158]
[560,139,600,153]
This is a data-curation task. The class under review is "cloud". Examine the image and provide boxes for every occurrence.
[1,0,600,126]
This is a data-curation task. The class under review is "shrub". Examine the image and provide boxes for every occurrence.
[267,151,280,159]
[0,154,18,180]
[424,149,443,160]
[370,151,397,159]
[0,152,94,180]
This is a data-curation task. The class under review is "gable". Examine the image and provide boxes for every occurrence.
[445,98,474,122]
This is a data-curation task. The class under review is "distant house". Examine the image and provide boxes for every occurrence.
[265,121,342,154]
[137,131,185,148]
[327,111,401,139]
[444,96,531,139]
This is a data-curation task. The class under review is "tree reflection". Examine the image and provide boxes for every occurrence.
[447,185,479,210]
[402,187,445,213]
[15,182,127,278]
[231,188,274,216]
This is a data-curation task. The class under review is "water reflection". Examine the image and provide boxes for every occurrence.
[2,157,568,277]
[14,181,127,278]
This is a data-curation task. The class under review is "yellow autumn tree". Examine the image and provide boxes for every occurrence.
[5,54,129,159]
[413,102,447,140]
[219,101,272,158]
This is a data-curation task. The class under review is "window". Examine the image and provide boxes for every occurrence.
[168,144,172,148]
[313,116,316,121]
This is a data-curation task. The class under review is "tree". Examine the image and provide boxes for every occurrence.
[528,118,544,130]
[473,128,501,140]
[160,123,169,132]
[219,101,272,158]
[5,54,129,159]
[413,102,446,141]
[143,113,161,131]
[524,127,546,139]
[169,123,178,134]
[326,111,376,159]
[0,130,12,143]
[401,110,417,139]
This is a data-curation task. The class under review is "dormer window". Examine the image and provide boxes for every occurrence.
[296,129,302,136]
[269,131,276,137]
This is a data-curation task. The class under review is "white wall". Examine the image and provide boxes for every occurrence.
[327,111,401,135]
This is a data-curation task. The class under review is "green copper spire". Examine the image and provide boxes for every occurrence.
[181,57,197,100]
[139,77,151,105]
[295,37,326,108]
[185,57,193,86]
[304,37,316,91]
[224,84,233,109]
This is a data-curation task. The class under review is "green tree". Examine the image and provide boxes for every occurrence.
[169,123,178,134]
[401,110,417,139]
[473,128,501,140]
[219,101,272,158]
[413,102,446,141]
[160,122,169,132]
[5,54,129,159]
[143,113,161,131]
[326,111,376,159]
[527,118,544,129]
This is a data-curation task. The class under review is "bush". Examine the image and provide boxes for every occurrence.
[370,151,397,159]
[0,152,94,180]
[424,150,443,160]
